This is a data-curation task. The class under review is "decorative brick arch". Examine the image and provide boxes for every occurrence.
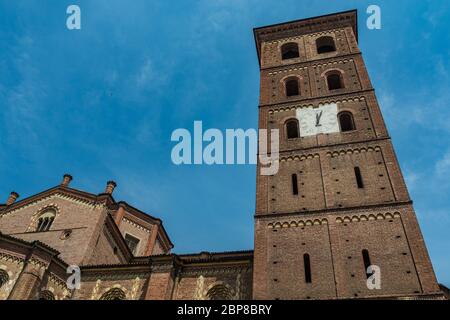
[320,67,346,78]
[202,281,235,300]
[98,284,128,300]
[27,204,61,232]
[39,289,56,300]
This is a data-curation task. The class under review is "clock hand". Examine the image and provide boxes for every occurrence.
[316,111,323,127]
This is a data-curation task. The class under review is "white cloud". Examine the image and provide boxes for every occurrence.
[404,169,419,191]
[436,150,450,176]
[136,58,155,88]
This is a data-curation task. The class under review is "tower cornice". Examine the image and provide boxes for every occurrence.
[254,10,358,67]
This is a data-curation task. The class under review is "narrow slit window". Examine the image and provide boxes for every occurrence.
[362,249,372,278]
[304,254,312,283]
[354,167,364,189]
[292,174,299,195]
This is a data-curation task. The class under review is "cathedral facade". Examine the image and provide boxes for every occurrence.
[0,10,445,300]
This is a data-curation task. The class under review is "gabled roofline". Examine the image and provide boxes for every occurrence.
[0,185,111,214]
[0,184,174,250]
[115,201,173,250]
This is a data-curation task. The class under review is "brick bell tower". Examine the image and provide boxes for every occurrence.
[252,10,442,300]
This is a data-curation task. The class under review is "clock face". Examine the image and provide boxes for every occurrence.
[296,103,340,137]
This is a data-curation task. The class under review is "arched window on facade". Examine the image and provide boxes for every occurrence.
[206,284,233,300]
[36,209,56,232]
[316,36,336,54]
[286,119,300,139]
[0,269,9,289]
[281,42,300,60]
[100,288,126,300]
[285,78,300,97]
[39,290,55,300]
[327,72,344,90]
[338,112,355,132]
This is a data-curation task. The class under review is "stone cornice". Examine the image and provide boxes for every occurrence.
[259,89,375,110]
[255,201,414,220]
[261,52,362,72]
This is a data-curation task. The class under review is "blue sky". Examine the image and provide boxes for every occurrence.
[0,0,449,286]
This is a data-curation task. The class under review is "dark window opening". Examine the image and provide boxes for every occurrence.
[286,119,300,139]
[327,73,344,90]
[36,216,55,232]
[339,112,355,132]
[354,167,364,189]
[124,234,140,255]
[304,254,312,283]
[292,174,299,195]
[362,249,372,279]
[0,270,9,289]
[281,43,300,60]
[316,36,336,54]
[286,79,299,97]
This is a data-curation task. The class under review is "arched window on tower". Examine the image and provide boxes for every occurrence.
[304,254,312,283]
[36,209,56,232]
[327,72,344,91]
[316,36,336,54]
[285,119,300,139]
[338,112,356,132]
[285,78,300,97]
[281,42,300,60]
[0,269,9,289]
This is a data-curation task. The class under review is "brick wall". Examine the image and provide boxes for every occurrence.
[0,195,106,266]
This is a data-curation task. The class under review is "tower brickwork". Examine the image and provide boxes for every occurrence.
[253,10,441,300]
